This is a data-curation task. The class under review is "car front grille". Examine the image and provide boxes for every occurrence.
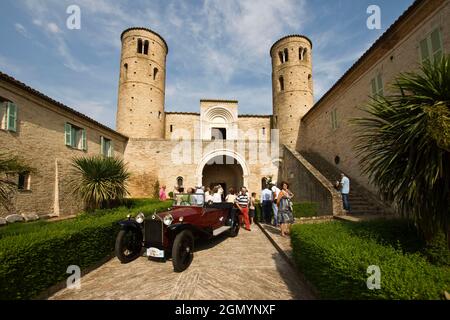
[144,219,163,247]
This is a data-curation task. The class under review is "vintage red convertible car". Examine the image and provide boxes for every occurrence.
[114,194,240,272]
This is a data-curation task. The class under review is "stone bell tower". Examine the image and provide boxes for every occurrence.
[116,27,168,139]
[270,35,313,148]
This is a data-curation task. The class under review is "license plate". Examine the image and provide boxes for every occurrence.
[147,247,164,258]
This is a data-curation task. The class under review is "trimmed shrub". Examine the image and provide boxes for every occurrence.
[0,199,171,300]
[291,220,450,300]
[293,202,318,218]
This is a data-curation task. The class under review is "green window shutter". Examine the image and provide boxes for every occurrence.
[109,140,114,157]
[334,110,338,129]
[81,129,87,151]
[65,123,72,146]
[420,38,430,63]
[377,74,383,96]
[100,136,105,156]
[6,102,17,132]
[371,78,377,96]
[430,29,442,62]
[331,112,334,129]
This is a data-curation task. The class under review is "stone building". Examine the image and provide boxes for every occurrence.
[0,0,448,218]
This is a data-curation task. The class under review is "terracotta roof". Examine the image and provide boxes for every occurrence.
[270,34,313,56]
[165,111,200,116]
[238,114,272,118]
[121,27,169,53]
[200,99,238,103]
[302,0,429,120]
[0,71,128,140]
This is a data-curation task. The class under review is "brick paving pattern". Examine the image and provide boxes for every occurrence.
[50,225,315,300]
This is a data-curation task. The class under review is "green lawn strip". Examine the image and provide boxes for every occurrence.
[291,220,450,300]
[0,199,171,300]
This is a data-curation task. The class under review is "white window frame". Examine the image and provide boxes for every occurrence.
[419,27,443,64]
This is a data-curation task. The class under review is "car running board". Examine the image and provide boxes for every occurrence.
[213,226,231,236]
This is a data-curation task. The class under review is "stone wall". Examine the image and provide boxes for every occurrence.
[0,79,127,217]
[279,146,345,216]
[124,138,279,199]
[299,0,449,195]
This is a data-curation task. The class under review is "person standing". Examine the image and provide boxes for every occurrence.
[212,186,222,203]
[235,187,251,231]
[249,192,256,225]
[271,182,281,226]
[225,188,237,203]
[338,173,351,212]
[261,184,273,224]
[205,187,213,203]
[277,181,294,237]
[159,185,167,201]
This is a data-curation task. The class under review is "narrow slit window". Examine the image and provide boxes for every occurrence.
[279,76,284,91]
[153,68,158,80]
[143,40,149,55]
[138,39,143,53]
[278,51,284,64]
[284,48,289,62]
[18,172,31,191]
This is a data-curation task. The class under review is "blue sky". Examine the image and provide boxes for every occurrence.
[0,0,414,129]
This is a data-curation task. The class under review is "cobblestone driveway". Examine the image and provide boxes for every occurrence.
[50,225,314,300]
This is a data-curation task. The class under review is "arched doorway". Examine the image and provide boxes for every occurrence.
[202,155,243,195]
[196,149,250,194]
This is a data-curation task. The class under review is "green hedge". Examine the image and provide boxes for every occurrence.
[0,199,171,300]
[292,202,318,218]
[291,220,450,300]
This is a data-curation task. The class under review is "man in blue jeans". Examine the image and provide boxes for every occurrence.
[260,185,273,224]
[339,173,351,212]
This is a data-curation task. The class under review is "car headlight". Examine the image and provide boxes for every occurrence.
[136,212,145,224]
[163,214,174,226]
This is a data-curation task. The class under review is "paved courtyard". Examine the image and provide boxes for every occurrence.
[50,225,315,300]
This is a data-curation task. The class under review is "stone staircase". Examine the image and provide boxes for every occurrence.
[300,151,389,216]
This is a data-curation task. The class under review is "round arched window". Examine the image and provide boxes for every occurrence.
[176,177,183,188]
[334,156,340,165]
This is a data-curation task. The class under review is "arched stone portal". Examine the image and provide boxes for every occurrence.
[202,156,243,194]
[196,149,249,193]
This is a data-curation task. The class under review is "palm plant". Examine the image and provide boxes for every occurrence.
[0,153,35,212]
[353,56,450,246]
[71,156,130,211]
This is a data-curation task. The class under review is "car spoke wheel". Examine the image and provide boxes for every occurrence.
[172,230,194,272]
[115,229,142,263]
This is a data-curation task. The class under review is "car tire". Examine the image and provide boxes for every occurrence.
[115,229,142,264]
[228,221,240,237]
[172,230,194,272]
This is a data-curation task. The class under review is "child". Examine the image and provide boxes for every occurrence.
[249,192,256,225]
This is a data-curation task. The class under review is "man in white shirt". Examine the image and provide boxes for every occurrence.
[261,185,273,224]
[271,183,281,226]
[339,173,351,212]
[195,186,205,206]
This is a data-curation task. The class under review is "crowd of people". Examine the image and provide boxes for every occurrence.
[159,181,296,237]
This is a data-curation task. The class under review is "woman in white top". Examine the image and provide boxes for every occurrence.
[212,186,222,203]
[225,188,237,203]
[204,187,213,203]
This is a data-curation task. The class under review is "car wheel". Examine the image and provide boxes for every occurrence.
[228,220,240,237]
[115,229,142,263]
[172,230,194,272]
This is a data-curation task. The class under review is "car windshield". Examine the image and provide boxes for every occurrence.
[172,193,205,207]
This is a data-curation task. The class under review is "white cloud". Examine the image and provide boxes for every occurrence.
[14,23,30,38]
[47,22,61,34]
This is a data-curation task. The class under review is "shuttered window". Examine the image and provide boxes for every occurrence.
[420,28,443,64]
[65,123,87,151]
[371,74,384,97]
[331,109,338,130]
[100,136,113,157]
[1,102,18,132]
